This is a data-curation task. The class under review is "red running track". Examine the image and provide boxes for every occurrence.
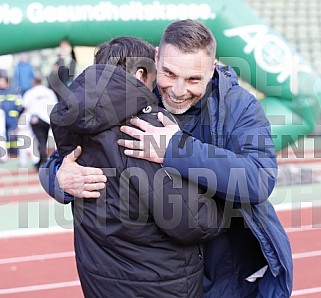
[1,171,321,297]
[278,206,321,297]
[0,207,320,297]
[0,232,83,297]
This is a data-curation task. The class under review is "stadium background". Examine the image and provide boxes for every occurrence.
[1,1,321,297]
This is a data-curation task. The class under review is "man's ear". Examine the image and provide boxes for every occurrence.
[213,59,218,68]
[211,59,217,77]
[134,68,145,83]
[155,47,159,70]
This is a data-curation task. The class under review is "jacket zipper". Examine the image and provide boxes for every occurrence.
[198,245,203,260]
[161,164,172,180]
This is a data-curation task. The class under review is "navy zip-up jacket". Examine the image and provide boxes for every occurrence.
[164,65,293,297]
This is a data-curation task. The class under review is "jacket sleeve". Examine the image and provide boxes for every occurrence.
[38,150,74,204]
[50,96,82,157]
[163,94,277,205]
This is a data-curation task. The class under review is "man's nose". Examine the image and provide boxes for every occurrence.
[172,79,187,97]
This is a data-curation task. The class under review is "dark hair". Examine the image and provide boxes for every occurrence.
[0,69,8,82]
[94,36,155,79]
[159,19,216,59]
[34,77,42,85]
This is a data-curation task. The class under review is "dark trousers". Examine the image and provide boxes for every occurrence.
[30,116,50,168]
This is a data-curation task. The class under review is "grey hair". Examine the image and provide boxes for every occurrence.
[159,19,216,59]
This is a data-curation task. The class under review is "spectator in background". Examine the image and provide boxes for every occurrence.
[13,53,35,96]
[0,69,7,162]
[0,71,23,156]
[56,40,77,86]
[0,108,7,162]
[47,62,68,102]
[22,77,58,169]
[17,111,40,168]
[48,40,77,101]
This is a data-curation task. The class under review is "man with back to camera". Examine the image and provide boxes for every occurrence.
[40,19,293,297]
[49,35,232,297]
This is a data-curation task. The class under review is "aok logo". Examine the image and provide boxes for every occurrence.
[224,24,312,96]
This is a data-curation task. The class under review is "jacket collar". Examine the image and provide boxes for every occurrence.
[53,64,159,134]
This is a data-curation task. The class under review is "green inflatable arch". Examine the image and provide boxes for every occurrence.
[1,0,321,152]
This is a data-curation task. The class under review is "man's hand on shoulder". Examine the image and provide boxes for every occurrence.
[57,146,107,198]
[117,112,180,163]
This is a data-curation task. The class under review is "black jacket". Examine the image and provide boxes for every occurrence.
[50,65,228,298]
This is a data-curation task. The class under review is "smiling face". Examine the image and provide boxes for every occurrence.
[155,44,216,114]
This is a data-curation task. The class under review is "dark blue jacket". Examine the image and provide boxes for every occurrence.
[0,87,22,139]
[46,64,230,298]
[164,66,293,297]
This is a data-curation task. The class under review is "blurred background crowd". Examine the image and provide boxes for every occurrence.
[0,41,94,169]
[1,0,321,170]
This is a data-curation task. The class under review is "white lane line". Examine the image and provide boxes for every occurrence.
[285,224,321,233]
[0,280,80,295]
[292,286,321,296]
[5,250,319,264]
[0,226,73,239]
[292,250,321,260]
[0,251,75,265]
[274,202,321,211]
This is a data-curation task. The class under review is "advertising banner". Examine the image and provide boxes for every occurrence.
[1,0,320,151]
